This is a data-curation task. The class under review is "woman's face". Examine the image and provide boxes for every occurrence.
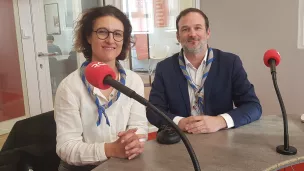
[87,16,124,63]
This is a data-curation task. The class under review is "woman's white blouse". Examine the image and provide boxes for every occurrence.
[54,68,148,166]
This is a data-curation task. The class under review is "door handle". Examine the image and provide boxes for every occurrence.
[38,52,58,57]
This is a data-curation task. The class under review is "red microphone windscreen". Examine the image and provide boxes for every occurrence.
[263,49,281,67]
[85,62,116,90]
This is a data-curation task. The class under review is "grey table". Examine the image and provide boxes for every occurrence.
[93,114,304,171]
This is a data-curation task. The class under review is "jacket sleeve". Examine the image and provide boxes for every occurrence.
[227,56,262,127]
[147,63,178,128]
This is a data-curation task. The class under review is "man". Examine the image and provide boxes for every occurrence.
[47,35,62,55]
[147,8,262,134]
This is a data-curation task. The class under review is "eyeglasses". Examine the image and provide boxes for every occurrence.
[93,28,124,42]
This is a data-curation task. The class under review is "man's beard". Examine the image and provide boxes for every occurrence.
[183,38,207,54]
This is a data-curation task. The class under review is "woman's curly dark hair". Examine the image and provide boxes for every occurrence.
[74,5,133,60]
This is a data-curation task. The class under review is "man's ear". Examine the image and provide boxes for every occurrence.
[176,31,181,43]
[206,28,211,40]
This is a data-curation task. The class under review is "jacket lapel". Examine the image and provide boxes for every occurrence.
[172,55,191,115]
[204,49,217,114]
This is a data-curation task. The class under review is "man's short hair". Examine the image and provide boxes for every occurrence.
[47,35,54,41]
[176,8,209,31]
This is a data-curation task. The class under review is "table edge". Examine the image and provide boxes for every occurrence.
[263,156,304,171]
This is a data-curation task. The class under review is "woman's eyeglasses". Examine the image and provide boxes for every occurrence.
[93,28,124,42]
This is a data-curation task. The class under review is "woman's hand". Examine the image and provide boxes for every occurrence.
[105,139,127,159]
[118,129,146,160]
[105,128,146,160]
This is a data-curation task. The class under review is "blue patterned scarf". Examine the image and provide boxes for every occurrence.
[80,60,126,126]
[178,48,214,114]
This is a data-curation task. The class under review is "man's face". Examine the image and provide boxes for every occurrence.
[176,12,210,54]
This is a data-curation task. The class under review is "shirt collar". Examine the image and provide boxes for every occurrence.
[93,73,120,97]
[183,50,208,69]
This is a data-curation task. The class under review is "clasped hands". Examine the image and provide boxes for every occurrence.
[178,115,227,134]
[105,128,146,160]
[104,116,227,160]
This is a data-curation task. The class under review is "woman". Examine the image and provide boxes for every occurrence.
[54,5,148,170]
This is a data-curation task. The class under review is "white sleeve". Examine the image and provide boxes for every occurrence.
[127,74,148,136]
[220,113,235,129]
[173,116,185,126]
[54,82,107,166]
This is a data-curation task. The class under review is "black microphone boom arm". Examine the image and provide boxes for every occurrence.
[268,60,297,155]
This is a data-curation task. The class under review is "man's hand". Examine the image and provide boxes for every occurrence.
[184,115,227,134]
[178,117,193,131]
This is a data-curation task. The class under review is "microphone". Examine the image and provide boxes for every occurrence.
[85,62,201,171]
[85,62,116,90]
[263,49,297,155]
[263,49,281,74]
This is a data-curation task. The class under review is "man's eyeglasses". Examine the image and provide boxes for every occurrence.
[93,28,124,42]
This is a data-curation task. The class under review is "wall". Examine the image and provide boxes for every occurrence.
[0,0,23,94]
[0,0,25,121]
[201,0,304,115]
[298,0,304,49]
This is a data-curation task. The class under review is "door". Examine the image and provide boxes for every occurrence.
[28,0,110,113]
[25,0,85,113]
[18,0,106,117]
